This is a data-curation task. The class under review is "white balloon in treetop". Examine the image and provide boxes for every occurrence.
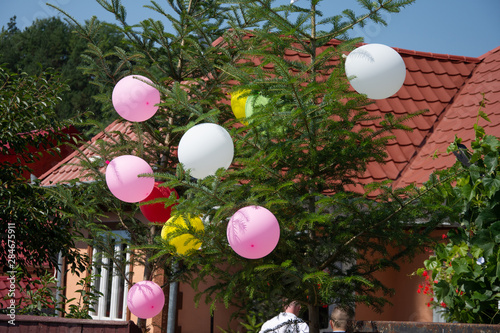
[178,123,234,179]
[345,43,406,100]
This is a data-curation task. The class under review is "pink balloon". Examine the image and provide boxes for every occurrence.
[127,280,165,319]
[227,206,280,259]
[105,155,155,203]
[112,75,160,122]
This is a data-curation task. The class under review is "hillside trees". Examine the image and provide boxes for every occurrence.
[0,16,129,126]
[50,0,452,332]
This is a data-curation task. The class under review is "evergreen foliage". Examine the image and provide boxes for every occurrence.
[50,1,452,332]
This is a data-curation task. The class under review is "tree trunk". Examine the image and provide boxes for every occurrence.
[166,262,179,333]
[307,304,320,333]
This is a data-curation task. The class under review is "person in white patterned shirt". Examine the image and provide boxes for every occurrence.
[259,300,309,333]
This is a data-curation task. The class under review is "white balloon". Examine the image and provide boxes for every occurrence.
[178,123,234,179]
[345,43,406,100]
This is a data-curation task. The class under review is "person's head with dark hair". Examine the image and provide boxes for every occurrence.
[329,305,354,332]
[283,299,302,316]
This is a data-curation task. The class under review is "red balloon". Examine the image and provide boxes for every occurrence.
[140,182,178,223]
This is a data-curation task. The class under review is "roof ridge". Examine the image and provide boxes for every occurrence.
[216,31,485,64]
[393,47,481,63]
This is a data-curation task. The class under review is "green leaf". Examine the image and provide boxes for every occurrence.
[482,177,500,198]
[433,280,451,299]
[456,243,469,257]
[424,258,439,270]
[491,221,500,244]
[435,243,450,259]
[478,108,491,123]
[483,135,500,151]
[460,183,474,202]
[452,257,469,275]
[475,207,498,229]
[484,152,499,174]
[474,123,486,140]
[473,230,495,258]
[472,291,490,302]
[465,298,476,309]
[471,246,483,259]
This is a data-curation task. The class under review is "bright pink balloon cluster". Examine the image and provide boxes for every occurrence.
[112,75,161,122]
[227,205,280,259]
[127,280,165,319]
[105,155,155,203]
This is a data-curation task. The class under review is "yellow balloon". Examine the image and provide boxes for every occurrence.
[230,90,251,120]
[161,215,204,255]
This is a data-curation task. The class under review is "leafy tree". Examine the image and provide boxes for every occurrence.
[0,16,129,127]
[51,1,450,332]
[417,103,500,324]
[0,65,86,274]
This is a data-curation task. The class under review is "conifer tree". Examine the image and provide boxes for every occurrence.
[48,1,237,329]
[52,1,452,332]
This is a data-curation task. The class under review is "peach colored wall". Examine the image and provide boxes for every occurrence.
[63,237,90,313]
[177,279,242,333]
[63,245,432,328]
[63,242,150,323]
[355,251,433,322]
[356,229,449,322]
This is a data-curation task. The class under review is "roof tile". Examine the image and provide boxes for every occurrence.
[411,57,435,74]
[435,73,461,89]
[386,143,416,162]
[401,85,427,101]
[401,56,420,72]
[432,59,455,75]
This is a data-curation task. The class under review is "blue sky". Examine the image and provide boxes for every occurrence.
[1,0,499,57]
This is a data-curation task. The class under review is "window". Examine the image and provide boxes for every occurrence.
[433,307,446,323]
[90,230,130,320]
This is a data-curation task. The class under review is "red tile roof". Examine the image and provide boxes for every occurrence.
[40,43,500,195]
[40,121,143,185]
[0,276,39,309]
[344,46,485,192]
[393,45,500,189]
